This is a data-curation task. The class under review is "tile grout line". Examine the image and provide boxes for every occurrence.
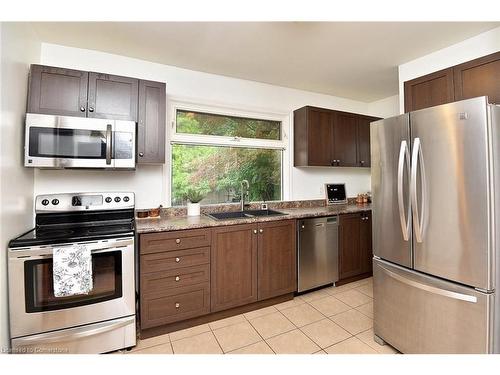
[273,304,324,352]
[243,317,277,354]
[208,318,228,354]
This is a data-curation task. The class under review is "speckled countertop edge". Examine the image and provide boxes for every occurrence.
[135,203,371,234]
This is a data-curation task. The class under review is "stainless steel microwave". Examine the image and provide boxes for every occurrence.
[24,113,136,169]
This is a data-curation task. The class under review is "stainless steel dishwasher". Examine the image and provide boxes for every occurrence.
[297,216,339,293]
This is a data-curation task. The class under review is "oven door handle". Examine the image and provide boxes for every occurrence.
[10,237,134,260]
[12,316,135,346]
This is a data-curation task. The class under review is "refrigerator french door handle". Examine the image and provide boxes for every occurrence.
[411,137,426,243]
[397,140,411,241]
[379,263,478,303]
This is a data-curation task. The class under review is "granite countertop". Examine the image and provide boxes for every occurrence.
[135,203,371,233]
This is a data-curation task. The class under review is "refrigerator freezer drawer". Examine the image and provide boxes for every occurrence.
[373,259,493,353]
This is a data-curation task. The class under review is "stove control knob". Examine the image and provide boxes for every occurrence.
[41,199,49,206]
[123,196,130,202]
[114,197,121,203]
[105,197,112,203]
[52,199,59,205]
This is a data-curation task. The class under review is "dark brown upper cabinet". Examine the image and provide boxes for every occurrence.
[404,51,500,112]
[294,106,379,168]
[28,65,89,117]
[453,51,500,104]
[294,107,332,166]
[357,116,376,168]
[87,72,138,121]
[332,112,358,167]
[137,80,166,164]
[404,68,455,113]
[27,64,167,165]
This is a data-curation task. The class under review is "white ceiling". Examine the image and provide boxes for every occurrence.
[31,22,499,102]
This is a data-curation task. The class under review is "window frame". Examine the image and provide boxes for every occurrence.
[165,98,291,207]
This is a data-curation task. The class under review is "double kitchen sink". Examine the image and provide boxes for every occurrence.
[206,209,287,221]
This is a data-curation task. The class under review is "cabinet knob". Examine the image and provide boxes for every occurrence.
[88,106,94,112]
[175,257,180,263]
[175,238,181,244]
[259,229,263,233]
[175,303,180,309]
[175,276,180,282]
[253,229,257,234]
[139,152,144,157]
[80,106,85,112]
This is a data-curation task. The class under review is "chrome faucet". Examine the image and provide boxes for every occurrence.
[240,180,250,211]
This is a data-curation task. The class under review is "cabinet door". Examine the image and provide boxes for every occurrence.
[211,224,258,312]
[307,108,333,166]
[356,116,374,167]
[453,51,500,104]
[28,65,88,117]
[87,72,138,121]
[360,212,373,274]
[332,112,358,167]
[137,80,166,163]
[339,213,363,280]
[257,220,296,300]
[404,68,454,112]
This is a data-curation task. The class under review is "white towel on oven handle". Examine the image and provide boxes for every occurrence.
[53,244,93,297]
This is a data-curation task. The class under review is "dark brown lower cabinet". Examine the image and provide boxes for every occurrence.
[257,220,296,300]
[141,283,210,329]
[210,224,258,312]
[140,229,212,330]
[339,212,372,281]
[360,212,372,274]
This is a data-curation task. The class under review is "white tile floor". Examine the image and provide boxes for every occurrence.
[114,276,398,354]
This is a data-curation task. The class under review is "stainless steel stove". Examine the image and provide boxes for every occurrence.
[8,192,137,354]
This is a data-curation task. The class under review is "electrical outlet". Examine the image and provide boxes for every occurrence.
[319,185,324,195]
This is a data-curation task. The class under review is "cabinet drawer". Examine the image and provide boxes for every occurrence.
[141,247,210,273]
[140,229,211,254]
[140,283,210,329]
[141,264,210,293]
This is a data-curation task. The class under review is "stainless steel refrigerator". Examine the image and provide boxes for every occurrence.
[370,96,500,354]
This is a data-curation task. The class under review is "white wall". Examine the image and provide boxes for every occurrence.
[367,94,399,119]
[0,23,40,351]
[398,26,500,113]
[36,43,397,208]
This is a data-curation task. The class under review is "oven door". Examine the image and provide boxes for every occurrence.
[24,113,135,169]
[8,237,135,338]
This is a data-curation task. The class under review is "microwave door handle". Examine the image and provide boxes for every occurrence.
[105,124,112,165]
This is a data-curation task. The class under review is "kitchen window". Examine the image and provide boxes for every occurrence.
[169,105,287,206]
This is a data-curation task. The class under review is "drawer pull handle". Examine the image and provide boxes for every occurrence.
[175,303,180,309]
[175,257,180,263]
[175,276,180,282]
[259,229,263,233]
[253,229,257,234]
[175,239,181,244]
